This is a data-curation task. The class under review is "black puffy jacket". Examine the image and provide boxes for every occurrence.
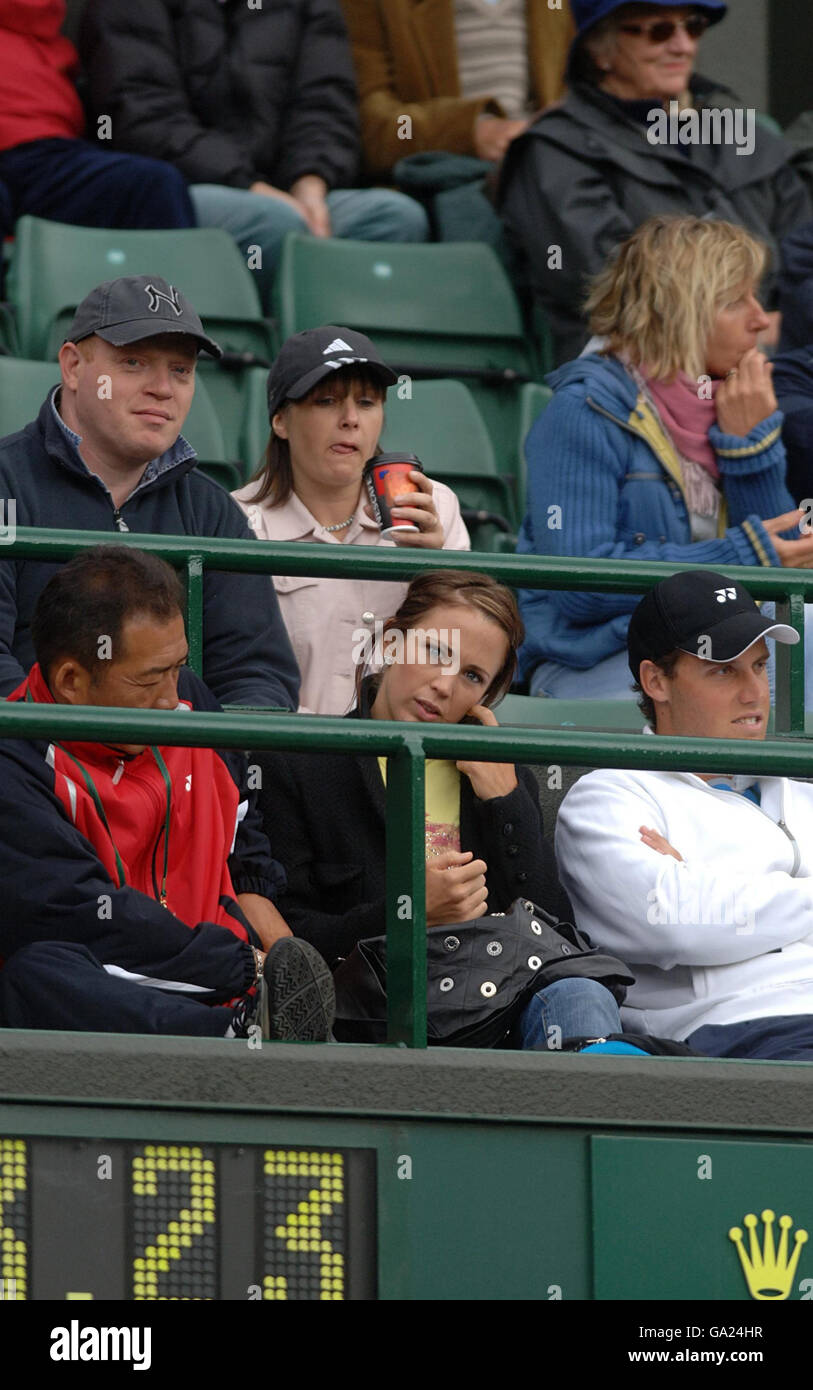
[79,0,361,191]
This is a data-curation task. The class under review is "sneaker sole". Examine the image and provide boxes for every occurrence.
[263,938,335,1042]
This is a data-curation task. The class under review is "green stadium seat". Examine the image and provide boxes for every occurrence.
[380,378,519,533]
[0,304,20,358]
[182,379,244,493]
[273,234,547,475]
[7,216,274,471]
[517,381,553,518]
[8,216,272,361]
[239,364,274,481]
[0,356,241,491]
[495,694,646,731]
[0,357,60,436]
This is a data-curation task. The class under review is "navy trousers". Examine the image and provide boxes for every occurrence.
[0,941,231,1037]
[689,1014,813,1061]
[0,138,195,229]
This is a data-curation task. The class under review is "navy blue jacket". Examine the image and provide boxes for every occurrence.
[0,393,300,707]
[773,346,813,505]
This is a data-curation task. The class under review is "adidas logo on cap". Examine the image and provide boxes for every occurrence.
[323,338,354,355]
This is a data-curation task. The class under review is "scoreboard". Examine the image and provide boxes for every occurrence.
[0,1135,376,1301]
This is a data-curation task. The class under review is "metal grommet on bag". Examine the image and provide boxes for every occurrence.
[486,940,502,957]
[480,981,497,998]
[530,920,542,935]
[439,977,454,992]
[528,955,542,971]
[443,935,460,952]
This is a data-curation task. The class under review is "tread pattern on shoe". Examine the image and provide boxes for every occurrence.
[264,938,335,1042]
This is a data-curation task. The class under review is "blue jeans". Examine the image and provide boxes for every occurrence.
[517,977,622,1050]
[688,1013,813,1061]
[190,183,430,312]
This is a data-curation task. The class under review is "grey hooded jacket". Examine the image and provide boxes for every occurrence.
[499,77,813,363]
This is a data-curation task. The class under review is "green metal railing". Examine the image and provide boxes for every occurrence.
[4,526,813,1047]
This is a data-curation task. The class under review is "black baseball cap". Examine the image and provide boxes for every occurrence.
[266,325,397,419]
[66,275,222,358]
[627,570,799,681]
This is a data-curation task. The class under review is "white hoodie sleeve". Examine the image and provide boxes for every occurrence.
[555,773,813,970]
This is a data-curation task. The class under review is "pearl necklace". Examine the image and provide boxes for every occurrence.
[322,513,355,533]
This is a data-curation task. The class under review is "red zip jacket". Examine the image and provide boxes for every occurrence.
[0,664,283,1001]
[0,0,85,151]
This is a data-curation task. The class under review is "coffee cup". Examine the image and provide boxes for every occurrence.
[363,453,424,538]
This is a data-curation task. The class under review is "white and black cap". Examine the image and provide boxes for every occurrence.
[628,570,799,680]
[66,274,222,358]
[266,325,397,419]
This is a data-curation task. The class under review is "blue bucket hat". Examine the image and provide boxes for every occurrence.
[570,0,727,40]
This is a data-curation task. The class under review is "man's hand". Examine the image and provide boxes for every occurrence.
[250,180,311,218]
[639,826,683,862]
[289,175,332,237]
[456,705,518,800]
[473,115,528,162]
[236,893,293,950]
[716,348,778,437]
[426,850,488,926]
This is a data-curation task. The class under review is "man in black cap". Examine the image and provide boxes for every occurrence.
[555,570,813,1061]
[0,273,299,714]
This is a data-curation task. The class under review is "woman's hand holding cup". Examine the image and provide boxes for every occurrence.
[390,472,445,549]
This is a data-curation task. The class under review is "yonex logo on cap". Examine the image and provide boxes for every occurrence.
[144,283,183,317]
[323,338,354,355]
[714,587,737,603]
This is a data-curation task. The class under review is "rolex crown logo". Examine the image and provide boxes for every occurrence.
[729,1209,808,1300]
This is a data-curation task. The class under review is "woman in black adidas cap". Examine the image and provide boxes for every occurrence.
[232,325,470,715]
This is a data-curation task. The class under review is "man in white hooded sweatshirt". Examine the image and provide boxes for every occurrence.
[555,568,813,1060]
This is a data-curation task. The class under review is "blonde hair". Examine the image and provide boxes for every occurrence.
[585,216,768,380]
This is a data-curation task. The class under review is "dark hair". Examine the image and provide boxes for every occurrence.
[32,545,185,680]
[243,364,388,507]
[633,649,682,724]
[357,570,524,711]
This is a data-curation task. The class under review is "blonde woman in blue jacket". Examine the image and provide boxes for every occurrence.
[518,215,813,701]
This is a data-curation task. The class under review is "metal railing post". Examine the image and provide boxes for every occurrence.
[774,590,805,736]
[385,737,427,1048]
[185,555,204,678]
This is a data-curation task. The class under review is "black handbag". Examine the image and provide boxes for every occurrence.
[332,897,634,1048]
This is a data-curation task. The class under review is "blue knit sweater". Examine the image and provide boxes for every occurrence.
[517,353,794,676]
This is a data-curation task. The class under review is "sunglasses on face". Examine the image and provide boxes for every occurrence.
[618,13,709,42]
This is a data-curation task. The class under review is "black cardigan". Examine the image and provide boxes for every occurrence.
[253,706,571,966]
